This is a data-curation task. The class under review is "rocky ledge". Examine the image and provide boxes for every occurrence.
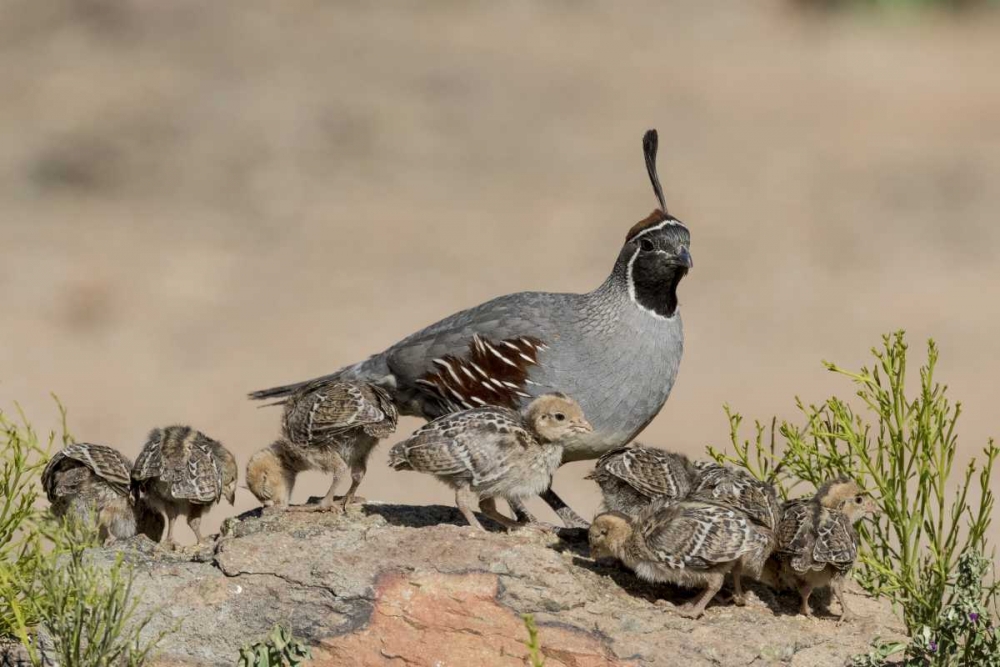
[39,502,909,666]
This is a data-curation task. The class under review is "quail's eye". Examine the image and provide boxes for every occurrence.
[639,239,654,252]
[554,413,566,422]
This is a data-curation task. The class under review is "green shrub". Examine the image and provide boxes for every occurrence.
[0,402,64,640]
[709,332,999,663]
[237,625,312,667]
[521,614,545,667]
[1,401,170,666]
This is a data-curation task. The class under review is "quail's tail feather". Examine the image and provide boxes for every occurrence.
[248,372,343,401]
[248,354,390,401]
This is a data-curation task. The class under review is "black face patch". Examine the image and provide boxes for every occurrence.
[627,223,691,318]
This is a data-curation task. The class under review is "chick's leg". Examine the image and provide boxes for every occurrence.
[478,497,521,531]
[339,461,367,511]
[731,561,747,607]
[455,485,485,531]
[187,505,207,544]
[797,582,814,617]
[162,507,178,550]
[832,577,862,624]
[539,488,589,529]
[288,453,348,513]
[677,573,724,619]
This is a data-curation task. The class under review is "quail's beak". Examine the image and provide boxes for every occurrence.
[672,246,693,269]
[572,419,593,434]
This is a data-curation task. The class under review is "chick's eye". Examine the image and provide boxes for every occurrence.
[554,413,566,422]
[639,239,654,252]
[855,495,864,504]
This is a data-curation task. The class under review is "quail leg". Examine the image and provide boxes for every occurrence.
[338,463,367,511]
[797,583,814,617]
[832,577,861,624]
[478,498,523,531]
[455,486,485,531]
[187,506,207,544]
[162,507,178,550]
[677,573,725,619]
[290,454,348,513]
[539,488,589,529]
[731,562,747,607]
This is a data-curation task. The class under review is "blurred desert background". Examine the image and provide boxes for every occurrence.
[2,0,999,541]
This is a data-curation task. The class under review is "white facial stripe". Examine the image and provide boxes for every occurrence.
[630,217,686,242]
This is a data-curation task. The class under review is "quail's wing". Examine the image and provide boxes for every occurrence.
[391,407,528,482]
[383,292,566,410]
[169,438,223,503]
[131,430,166,483]
[775,499,814,553]
[691,464,779,530]
[284,381,397,443]
[642,502,765,570]
[812,509,858,569]
[59,443,133,496]
[592,445,691,499]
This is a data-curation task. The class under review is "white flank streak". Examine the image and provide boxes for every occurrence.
[515,390,531,398]
[502,381,519,389]
[481,381,497,393]
[471,362,490,379]
[524,379,540,386]
[460,365,477,381]
[470,396,487,406]
[484,341,516,368]
[489,378,506,389]
[518,353,534,364]
[502,341,520,351]
[448,387,465,403]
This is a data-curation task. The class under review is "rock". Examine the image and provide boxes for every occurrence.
[75,502,905,667]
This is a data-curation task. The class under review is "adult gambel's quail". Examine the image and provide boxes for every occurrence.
[388,393,591,531]
[246,379,398,512]
[42,442,163,544]
[131,425,238,548]
[250,129,693,528]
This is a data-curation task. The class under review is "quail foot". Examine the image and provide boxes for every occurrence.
[388,393,591,531]
[247,380,397,513]
[251,129,693,529]
[131,425,237,549]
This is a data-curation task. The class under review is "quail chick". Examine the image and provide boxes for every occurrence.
[773,477,876,622]
[246,380,398,512]
[42,442,162,544]
[131,426,237,548]
[388,393,591,531]
[589,499,771,619]
[586,443,696,517]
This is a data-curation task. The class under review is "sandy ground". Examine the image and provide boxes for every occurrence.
[1,0,999,542]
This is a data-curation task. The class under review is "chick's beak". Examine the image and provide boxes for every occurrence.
[573,419,593,434]
[227,486,237,506]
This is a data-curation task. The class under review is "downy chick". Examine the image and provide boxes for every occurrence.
[589,499,771,618]
[131,426,237,548]
[388,393,591,531]
[586,443,697,517]
[773,477,876,622]
[42,442,162,544]
[246,380,397,512]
